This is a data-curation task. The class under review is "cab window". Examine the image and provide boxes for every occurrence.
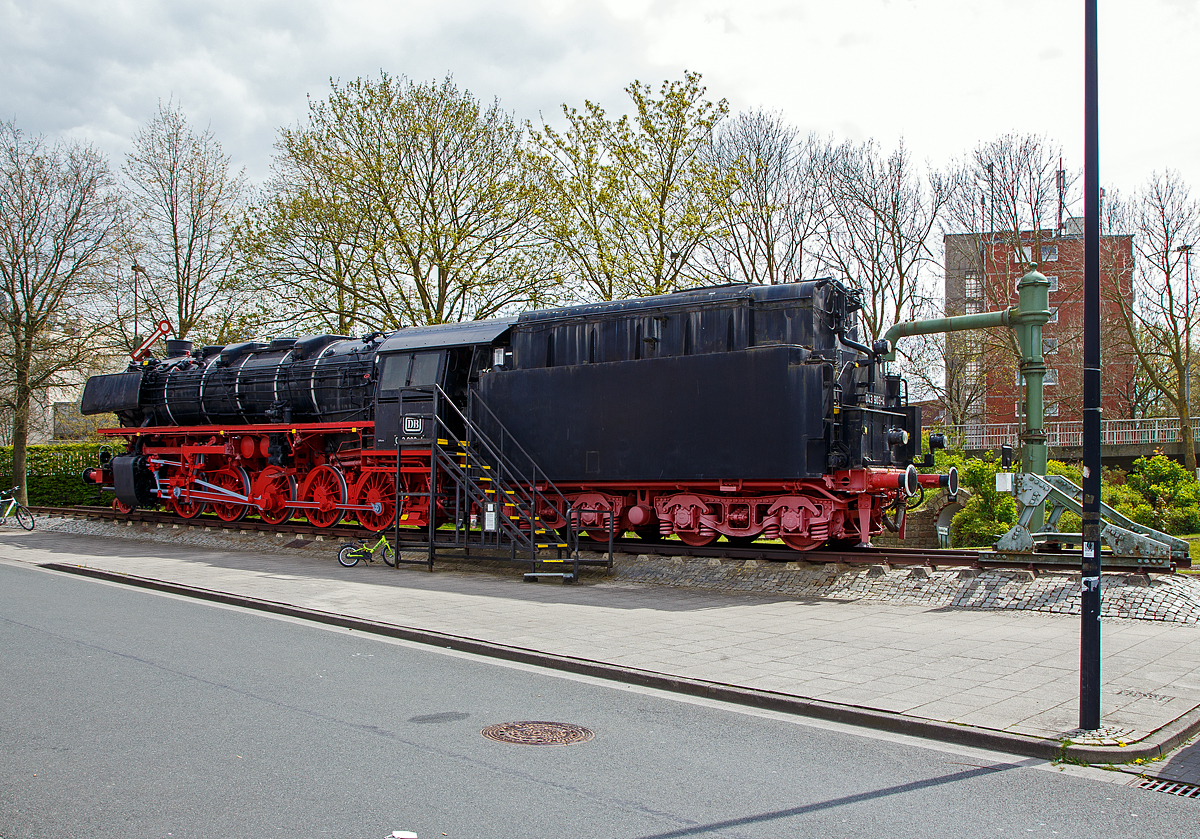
[379,352,441,392]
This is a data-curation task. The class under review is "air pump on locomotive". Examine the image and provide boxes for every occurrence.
[81,278,957,551]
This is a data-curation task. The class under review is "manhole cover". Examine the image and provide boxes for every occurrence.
[481,721,594,746]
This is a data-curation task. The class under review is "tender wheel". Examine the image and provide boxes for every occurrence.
[171,493,207,519]
[210,467,251,523]
[15,505,34,531]
[255,467,296,525]
[302,464,347,528]
[781,534,825,551]
[675,531,717,547]
[354,471,396,532]
[337,544,361,567]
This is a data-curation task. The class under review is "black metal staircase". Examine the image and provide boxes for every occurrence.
[395,385,585,581]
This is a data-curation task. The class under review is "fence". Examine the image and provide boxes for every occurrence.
[939,418,1200,452]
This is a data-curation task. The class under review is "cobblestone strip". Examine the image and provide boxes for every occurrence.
[612,554,1200,625]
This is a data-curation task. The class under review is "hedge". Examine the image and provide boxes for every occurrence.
[0,443,112,507]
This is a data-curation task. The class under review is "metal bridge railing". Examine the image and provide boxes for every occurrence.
[938,417,1200,452]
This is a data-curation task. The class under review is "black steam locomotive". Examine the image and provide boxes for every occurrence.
[81,279,951,550]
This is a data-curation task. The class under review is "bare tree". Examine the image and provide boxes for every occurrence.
[0,122,122,502]
[1107,171,1200,471]
[701,111,825,285]
[124,102,248,342]
[816,138,949,340]
[902,330,990,426]
[939,134,1079,428]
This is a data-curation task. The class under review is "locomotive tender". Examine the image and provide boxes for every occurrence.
[81,279,953,550]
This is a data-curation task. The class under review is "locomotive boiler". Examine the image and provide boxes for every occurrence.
[81,279,955,550]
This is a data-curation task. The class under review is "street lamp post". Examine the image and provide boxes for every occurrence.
[131,261,149,348]
[1179,244,1193,420]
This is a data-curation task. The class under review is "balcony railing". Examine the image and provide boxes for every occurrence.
[938,417,1200,452]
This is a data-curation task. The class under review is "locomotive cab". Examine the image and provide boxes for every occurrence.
[371,319,517,449]
[373,350,444,447]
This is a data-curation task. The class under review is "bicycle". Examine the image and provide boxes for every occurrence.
[337,532,396,567]
[1,487,35,531]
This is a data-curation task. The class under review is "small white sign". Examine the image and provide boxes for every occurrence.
[483,502,498,532]
[995,472,1014,493]
[1083,542,1095,559]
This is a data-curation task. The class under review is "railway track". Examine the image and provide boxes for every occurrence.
[32,505,1179,575]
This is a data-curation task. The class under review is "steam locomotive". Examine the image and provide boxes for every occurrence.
[81,279,954,550]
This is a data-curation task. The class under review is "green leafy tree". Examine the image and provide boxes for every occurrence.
[236,124,380,335]
[246,73,557,329]
[532,71,735,300]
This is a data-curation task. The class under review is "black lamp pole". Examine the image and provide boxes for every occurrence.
[131,262,148,349]
[1080,0,1102,731]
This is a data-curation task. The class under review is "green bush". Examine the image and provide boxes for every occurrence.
[934,451,1018,548]
[926,448,1200,543]
[0,443,111,507]
[1116,453,1200,535]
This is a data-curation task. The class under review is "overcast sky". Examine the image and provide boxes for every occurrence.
[3,0,1197,205]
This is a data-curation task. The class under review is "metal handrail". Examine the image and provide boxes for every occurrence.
[410,385,578,561]
[936,417,1200,451]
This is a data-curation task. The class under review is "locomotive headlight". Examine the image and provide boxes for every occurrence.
[887,428,910,447]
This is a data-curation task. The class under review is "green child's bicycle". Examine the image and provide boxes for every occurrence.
[337,533,396,567]
[1,487,35,531]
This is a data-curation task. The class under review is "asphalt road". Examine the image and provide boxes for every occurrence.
[1,559,1195,839]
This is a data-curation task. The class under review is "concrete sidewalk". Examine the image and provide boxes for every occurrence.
[4,519,1200,785]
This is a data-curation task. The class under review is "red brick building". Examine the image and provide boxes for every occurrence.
[943,226,1135,426]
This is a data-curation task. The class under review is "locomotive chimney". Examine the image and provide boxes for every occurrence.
[165,339,193,358]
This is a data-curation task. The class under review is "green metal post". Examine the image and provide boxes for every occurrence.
[1012,269,1052,529]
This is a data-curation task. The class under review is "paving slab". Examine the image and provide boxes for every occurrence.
[4,518,1200,783]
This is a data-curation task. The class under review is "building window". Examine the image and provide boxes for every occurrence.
[964,276,982,299]
[1015,368,1059,386]
[1045,401,1060,416]
[1048,307,1059,323]
[1043,337,1058,354]
[1044,274,1059,291]
[965,299,982,314]
[1013,245,1059,264]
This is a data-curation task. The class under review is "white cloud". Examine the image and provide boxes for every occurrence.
[1,0,1196,194]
